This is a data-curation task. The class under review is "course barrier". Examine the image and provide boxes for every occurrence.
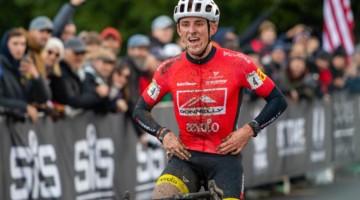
[1,91,359,200]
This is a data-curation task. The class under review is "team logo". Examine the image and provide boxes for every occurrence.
[177,88,227,116]
[147,80,161,100]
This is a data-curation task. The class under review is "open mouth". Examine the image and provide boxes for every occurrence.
[189,37,200,45]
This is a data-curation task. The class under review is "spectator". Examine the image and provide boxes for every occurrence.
[250,20,277,65]
[329,46,347,92]
[83,48,122,114]
[313,49,332,100]
[79,31,102,61]
[149,15,174,55]
[50,37,105,115]
[100,27,122,56]
[109,63,131,113]
[277,57,317,102]
[264,42,288,83]
[52,0,87,41]
[121,34,151,99]
[27,16,54,79]
[213,27,240,51]
[0,27,50,122]
[41,37,65,118]
[41,37,64,77]
[120,34,152,145]
[289,43,306,59]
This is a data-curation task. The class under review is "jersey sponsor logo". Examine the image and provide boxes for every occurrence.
[186,119,220,133]
[177,88,227,116]
[208,71,224,79]
[205,79,228,85]
[246,71,264,90]
[177,82,197,86]
[147,80,161,100]
[223,51,251,64]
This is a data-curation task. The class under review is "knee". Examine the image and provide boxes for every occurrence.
[152,183,181,199]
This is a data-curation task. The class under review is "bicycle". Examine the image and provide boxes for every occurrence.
[123,180,223,200]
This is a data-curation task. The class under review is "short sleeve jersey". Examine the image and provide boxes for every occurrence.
[142,47,275,154]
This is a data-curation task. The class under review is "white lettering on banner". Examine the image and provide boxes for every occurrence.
[136,142,165,184]
[276,118,306,157]
[10,130,61,200]
[177,88,227,116]
[74,124,115,199]
[135,141,165,200]
[186,119,220,133]
[311,104,326,162]
[333,101,354,126]
[253,132,268,174]
[251,107,268,174]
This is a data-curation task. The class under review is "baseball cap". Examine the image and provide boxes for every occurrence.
[151,15,174,30]
[64,37,87,53]
[29,16,54,31]
[101,27,122,44]
[127,34,150,48]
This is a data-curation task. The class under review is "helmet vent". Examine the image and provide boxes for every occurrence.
[195,3,201,12]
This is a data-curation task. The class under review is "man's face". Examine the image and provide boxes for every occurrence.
[61,24,76,42]
[102,37,121,55]
[64,49,86,70]
[30,29,52,48]
[8,36,27,60]
[177,17,217,57]
[152,26,174,44]
[127,46,149,71]
[93,57,115,79]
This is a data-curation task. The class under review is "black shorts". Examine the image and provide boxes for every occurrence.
[156,150,244,199]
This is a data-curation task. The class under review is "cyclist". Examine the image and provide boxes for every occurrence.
[132,0,287,199]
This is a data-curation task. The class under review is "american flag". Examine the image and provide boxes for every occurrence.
[322,0,355,56]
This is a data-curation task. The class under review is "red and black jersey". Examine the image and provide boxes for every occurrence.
[142,47,275,154]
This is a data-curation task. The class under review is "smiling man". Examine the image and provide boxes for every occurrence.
[132,0,287,199]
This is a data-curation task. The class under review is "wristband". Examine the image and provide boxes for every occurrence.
[158,129,171,143]
[248,120,261,137]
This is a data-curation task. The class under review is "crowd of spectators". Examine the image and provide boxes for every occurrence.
[1,0,360,143]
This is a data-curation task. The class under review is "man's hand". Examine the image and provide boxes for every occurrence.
[20,56,39,79]
[70,0,86,6]
[95,84,109,97]
[162,131,191,160]
[216,124,253,155]
[26,105,38,123]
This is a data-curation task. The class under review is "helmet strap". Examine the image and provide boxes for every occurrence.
[193,20,211,58]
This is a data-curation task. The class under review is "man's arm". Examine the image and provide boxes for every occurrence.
[132,97,163,137]
[216,86,287,155]
[253,86,287,130]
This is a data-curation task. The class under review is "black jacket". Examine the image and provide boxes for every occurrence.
[0,55,50,114]
[50,60,104,109]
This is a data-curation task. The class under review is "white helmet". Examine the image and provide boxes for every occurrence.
[174,0,220,23]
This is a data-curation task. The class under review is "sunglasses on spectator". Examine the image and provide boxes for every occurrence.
[99,57,115,64]
[40,29,53,34]
[47,50,60,58]
[74,51,86,56]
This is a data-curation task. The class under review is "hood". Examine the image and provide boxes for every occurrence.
[0,30,21,68]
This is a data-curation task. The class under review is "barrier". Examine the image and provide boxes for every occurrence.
[0,91,359,200]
